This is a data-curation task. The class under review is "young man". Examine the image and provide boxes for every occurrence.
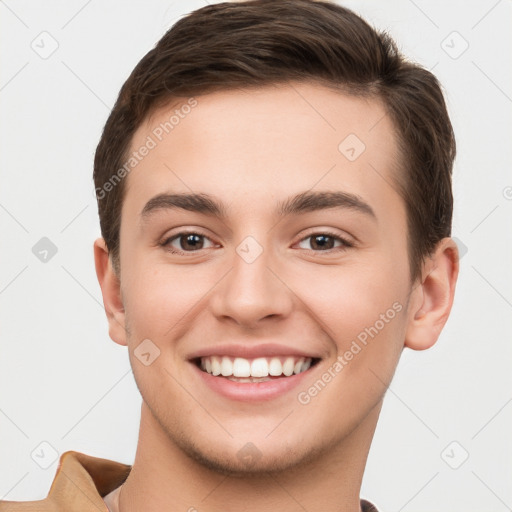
[0,0,459,510]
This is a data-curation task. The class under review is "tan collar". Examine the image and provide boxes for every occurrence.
[0,450,131,511]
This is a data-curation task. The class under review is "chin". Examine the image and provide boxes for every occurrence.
[175,435,328,476]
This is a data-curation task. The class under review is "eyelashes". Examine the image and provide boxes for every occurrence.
[162,232,217,254]
[160,230,354,256]
[295,231,354,252]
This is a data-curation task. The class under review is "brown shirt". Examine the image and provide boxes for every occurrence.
[0,450,380,511]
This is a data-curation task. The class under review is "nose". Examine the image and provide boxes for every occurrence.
[209,239,294,329]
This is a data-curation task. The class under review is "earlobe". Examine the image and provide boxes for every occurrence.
[404,237,459,351]
[93,238,127,346]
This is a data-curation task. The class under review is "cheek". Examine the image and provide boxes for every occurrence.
[290,257,408,339]
[287,258,410,401]
[293,268,408,426]
[122,262,216,339]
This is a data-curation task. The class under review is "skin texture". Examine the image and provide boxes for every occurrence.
[94,82,459,511]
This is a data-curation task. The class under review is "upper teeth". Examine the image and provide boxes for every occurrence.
[200,356,312,378]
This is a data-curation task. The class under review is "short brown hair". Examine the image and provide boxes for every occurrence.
[94,0,455,282]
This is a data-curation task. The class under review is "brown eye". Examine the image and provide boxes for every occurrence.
[297,232,352,252]
[177,233,204,250]
[310,234,335,250]
[163,232,215,253]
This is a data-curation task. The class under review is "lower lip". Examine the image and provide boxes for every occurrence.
[191,362,316,402]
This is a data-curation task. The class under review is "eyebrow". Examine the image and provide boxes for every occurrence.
[140,190,376,221]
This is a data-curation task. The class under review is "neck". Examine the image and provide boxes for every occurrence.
[119,401,381,512]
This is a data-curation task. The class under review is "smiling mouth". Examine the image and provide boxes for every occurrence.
[194,355,320,382]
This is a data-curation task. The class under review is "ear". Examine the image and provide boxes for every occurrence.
[404,237,459,350]
[93,237,127,346]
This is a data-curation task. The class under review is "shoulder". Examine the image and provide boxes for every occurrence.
[0,450,131,511]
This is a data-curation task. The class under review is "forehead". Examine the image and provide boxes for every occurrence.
[122,82,402,222]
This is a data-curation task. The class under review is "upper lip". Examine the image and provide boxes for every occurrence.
[187,343,322,360]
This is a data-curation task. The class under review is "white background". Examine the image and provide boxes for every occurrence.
[1,1,511,510]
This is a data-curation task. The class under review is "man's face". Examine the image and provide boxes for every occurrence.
[116,82,416,473]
